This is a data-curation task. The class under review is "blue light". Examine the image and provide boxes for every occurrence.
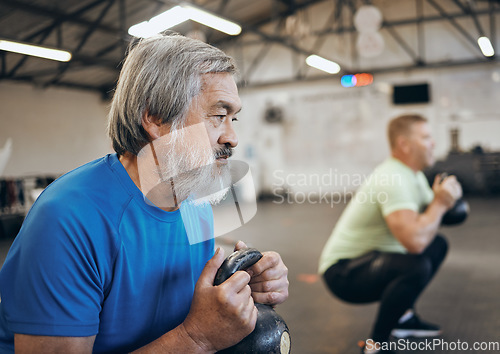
[341,75,356,87]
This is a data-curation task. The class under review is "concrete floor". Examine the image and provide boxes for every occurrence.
[1,197,499,353]
[218,197,500,354]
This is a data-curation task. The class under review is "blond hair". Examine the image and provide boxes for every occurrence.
[387,114,428,150]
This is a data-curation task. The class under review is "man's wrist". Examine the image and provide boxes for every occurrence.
[177,322,216,354]
[131,323,213,354]
[430,197,450,214]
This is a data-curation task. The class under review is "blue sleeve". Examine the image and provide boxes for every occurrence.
[0,197,113,337]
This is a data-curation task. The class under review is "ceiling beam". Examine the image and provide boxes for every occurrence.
[5,26,59,78]
[0,35,119,70]
[214,0,327,46]
[1,52,5,76]
[416,0,426,64]
[426,0,479,51]
[241,56,500,89]
[241,24,351,72]
[0,0,123,84]
[316,7,500,36]
[213,0,351,72]
[451,0,486,36]
[0,0,124,36]
[45,0,116,87]
[215,0,499,72]
[243,41,273,82]
[490,0,497,52]
[0,75,113,94]
[297,0,343,76]
[384,24,422,65]
[249,0,326,29]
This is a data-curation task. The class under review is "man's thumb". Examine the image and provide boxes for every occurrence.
[433,174,442,188]
[199,247,225,286]
[234,240,248,251]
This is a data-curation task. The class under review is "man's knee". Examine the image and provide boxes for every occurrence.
[398,256,434,291]
[428,234,449,263]
[434,234,449,254]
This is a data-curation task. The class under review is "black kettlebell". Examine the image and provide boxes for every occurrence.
[214,248,291,354]
[441,198,469,226]
[438,173,469,226]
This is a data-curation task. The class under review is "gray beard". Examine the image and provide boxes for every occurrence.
[155,127,232,206]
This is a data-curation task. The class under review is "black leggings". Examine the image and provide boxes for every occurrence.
[323,235,448,343]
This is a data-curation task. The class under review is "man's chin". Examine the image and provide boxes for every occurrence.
[216,157,229,166]
[190,186,230,206]
[189,166,232,206]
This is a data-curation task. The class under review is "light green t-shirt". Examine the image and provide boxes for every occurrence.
[318,157,434,274]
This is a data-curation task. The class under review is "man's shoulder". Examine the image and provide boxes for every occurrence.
[370,158,413,183]
[374,157,409,173]
[30,154,132,224]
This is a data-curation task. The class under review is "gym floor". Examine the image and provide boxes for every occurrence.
[1,196,499,353]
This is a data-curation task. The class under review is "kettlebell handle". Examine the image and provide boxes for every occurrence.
[214,248,292,354]
[214,248,262,286]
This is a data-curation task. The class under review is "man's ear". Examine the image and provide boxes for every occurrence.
[141,112,164,141]
[397,135,411,155]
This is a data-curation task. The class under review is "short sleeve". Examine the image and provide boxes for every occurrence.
[0,198,107,336]
[417,171,434,206]
[378,172,420,217]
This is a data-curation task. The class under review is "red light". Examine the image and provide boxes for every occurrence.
[341,73,373,88]
[354,73,373,86]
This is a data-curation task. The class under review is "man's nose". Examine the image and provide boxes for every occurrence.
[218,120,238,148]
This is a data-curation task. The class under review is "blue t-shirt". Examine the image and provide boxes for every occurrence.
[0,154,214,353]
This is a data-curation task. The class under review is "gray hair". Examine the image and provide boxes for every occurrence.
[107,32,238,156]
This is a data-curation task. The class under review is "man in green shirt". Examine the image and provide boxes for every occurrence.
[319,114,462,354]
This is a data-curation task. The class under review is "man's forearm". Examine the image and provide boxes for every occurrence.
[412,199,448,252]
[131,323,215,354]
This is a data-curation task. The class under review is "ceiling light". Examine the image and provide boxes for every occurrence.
[184,5,241,35]
[0,40,71,62]
[478,36,494,57]
[128,6,189,38]
[305,55,341,74]
[128,5,241,38]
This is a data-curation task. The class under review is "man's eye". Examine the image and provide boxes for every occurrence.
[215,115,225,120]
[232,117,239,122]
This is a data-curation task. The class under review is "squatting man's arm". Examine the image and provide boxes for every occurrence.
[385,175,462,254]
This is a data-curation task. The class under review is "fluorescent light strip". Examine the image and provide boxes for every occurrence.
[128,5,241,38]
[129,6,189,38]
[305,55,341,74]
[0,40,71,62]
[184,6,241,35]
[478,36,495,57]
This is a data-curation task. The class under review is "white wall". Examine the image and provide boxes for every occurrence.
[218,0,500,196]
[1,65,499,198]
[236,64,500,195]
[0,82,112,177]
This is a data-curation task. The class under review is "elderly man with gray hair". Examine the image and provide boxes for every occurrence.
[0,33,289,353]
